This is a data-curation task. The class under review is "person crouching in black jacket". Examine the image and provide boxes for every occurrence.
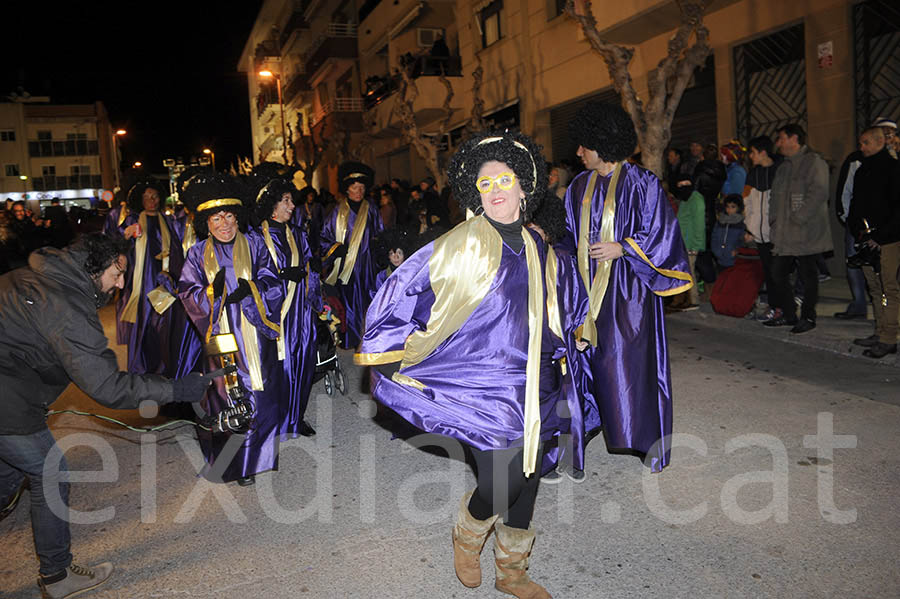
[0,232,210,599]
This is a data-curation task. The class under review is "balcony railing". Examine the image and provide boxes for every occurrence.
[28,139,99,157]
[256,86,280,119]
[31,175,103,191]
[363,55,463,109]
[311,97,365,126]
[305,23,358,76]
[279,11,309,48]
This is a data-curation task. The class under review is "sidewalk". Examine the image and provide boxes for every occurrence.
[668,275,900,369]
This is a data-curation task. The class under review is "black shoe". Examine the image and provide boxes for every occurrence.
[863,342,898,359]
[0,480,26,521]
[298,420,316,437]
[853,334,880,347]
[790,319,816,334]
[763,315,798,327]
[236,476,255,487]
[834,310,867,320]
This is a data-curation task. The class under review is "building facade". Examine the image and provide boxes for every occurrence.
[239,0,900,223]
[0,99,117,211]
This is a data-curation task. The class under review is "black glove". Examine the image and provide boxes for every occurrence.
[373,362,400,380]
[212,268,226,299]
[280,265,307,282]
[331,244,348,260]
[309,255,322,272]
[226,278,252,304]
[172,372,211,403]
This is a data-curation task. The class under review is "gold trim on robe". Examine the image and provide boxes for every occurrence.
[623,237,694,296]
[324,200,370,285]
[261,220,299,360]
[121,211,174,322]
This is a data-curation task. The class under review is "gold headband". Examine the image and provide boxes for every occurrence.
[473,137,537,189]
[196,198,243,212]
[345,172,367,180]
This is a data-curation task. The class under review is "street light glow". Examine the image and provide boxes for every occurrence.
[115,129,127,136]
[19,175,28,181]
[258,70,274,78]
[203,148,212,154]
[133,161,142,168]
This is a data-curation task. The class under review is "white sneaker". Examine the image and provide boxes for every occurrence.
[39,562,114,599]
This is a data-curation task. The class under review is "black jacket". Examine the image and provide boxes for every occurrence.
[0,246,173,434]
[848,148,900,245]
[835,150,863,223]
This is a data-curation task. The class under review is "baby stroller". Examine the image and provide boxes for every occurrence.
[314,305,346,396]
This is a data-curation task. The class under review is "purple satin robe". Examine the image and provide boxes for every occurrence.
[360,225,588,473]
[253,220,319,437]
[117,212,192,377]
[168,208,204,377]
[291,201,325,252]
[558,162,691,472]
[319,200,384,349]
[177,232,287,483]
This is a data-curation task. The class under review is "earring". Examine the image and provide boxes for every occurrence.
[520,197,526,212]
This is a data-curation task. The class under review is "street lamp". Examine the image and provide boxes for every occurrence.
[133,161,142,168]
[113,129,126,189]
[18,174,28,195]
[258,70,288,163]
[203,148,216,170]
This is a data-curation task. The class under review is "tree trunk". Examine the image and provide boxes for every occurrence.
[566,0,711,180]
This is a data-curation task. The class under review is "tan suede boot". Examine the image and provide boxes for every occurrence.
[493,522,551,599]
[452,491,499,588]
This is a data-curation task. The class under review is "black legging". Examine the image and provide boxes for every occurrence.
[467,445,542,530]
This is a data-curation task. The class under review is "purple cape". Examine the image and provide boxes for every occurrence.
[319,200,384,349]
[117,212,195,377]
[359,225,588,473]
[177,232,287,483]
[253,220,320,437]
[557,163,691,472]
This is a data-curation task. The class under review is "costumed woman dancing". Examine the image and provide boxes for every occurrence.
[320,161,384,348]
[176,173,286,486]
[355,131,587,599]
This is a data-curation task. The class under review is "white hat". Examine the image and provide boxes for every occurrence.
[872,117,897,129]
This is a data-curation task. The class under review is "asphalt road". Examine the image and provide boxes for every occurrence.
[2,305,899,598]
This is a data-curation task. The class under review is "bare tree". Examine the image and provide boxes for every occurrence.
[565,0,712,178]
[287,112,327,188]
[391,64,455,191]
[462,54,487,140]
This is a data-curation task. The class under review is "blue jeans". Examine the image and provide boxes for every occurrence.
[0,428,72,575]
[844,227,868,314]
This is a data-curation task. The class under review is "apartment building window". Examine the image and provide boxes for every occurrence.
[42,165,56,177]
[71,165,91,175]
[37,130,52,140]
[480,0,503,48]
[5,164,20,177]
[67,133,88,140]
[0,130,15,141]
[547,0,566,20]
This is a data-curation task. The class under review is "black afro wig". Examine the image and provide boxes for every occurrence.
[370,227,415,271]
[568,102,637,163]
[181,172,250,241]
[528,192,568,245]
[126,179,168,213]
[338,161,375,196]
[447,130,548,223]
[176,166,214,199]
[253,177,297,226]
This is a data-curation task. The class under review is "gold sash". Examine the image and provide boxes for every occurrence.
[577,163,622,347]
[397,216,545,476]
[202,233,281,391]
[261,220,300,360]
[324,200,369,285]
[181,213,196,255]
[121,212,174,322]
[116,202,128,227]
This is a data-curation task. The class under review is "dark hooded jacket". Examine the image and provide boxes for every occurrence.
[0,246,173,434]
[848,147,900,245]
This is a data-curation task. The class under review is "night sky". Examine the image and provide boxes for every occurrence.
[4,1,264,175]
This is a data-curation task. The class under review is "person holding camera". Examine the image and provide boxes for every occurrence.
[847,126,900,358]
[0,233,210,599]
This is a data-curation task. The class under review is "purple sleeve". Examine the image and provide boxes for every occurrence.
[357,243,435,362]
[620,171,692,294]
[177,241,219,334]
[241,232,284,339]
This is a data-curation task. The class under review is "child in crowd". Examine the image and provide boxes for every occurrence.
[711,194,746,269]
[370,227,414,297]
